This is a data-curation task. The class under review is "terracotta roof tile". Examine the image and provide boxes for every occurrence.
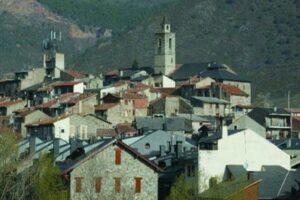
[0,99,24,107]
[94,103,118,111]
[134,99,149,109]
[116,123,137,136]
[64,69,87,79]
[105,69,119,76]
[216,83,248,96]
[96,128,117,137]
[36,93,76,109]
[26,114,70,127]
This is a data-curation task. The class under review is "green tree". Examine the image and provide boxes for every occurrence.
[32,154,68,200]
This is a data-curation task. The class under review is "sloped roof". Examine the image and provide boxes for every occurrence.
[14,108,38,117]
[191,96,229,104]
[64,69,87,79]
[170,63,208,80]
[94,103,118,111]
[62,139,163,174]
[226,165,247,178]
[215,83,248,96]
[97,128,117,137]
[116,123,137,135]
[247,107,290,126]
[0,99,24,107]
[253,166,300,199]
[200,68,249,82]
[26,114,71,127]
[36,93,76,109]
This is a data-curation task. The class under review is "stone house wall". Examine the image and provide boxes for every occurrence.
[70,145,159,200]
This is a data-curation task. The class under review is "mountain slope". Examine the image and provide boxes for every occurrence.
[1,0,300,106]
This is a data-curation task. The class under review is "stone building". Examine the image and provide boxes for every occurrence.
[64,139,162,200]
[149,95,192,116]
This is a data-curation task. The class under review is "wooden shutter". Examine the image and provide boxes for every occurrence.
[114,177,121,192]
[135,177,142,193]
[95,177,102,193]
[75,177,82,193]
[115,148,122,165]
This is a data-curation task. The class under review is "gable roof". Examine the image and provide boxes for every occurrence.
[247,107,291,126]
[199,65,250,82]
[0,99,24,107]
[26,114,71,127]
[62,139,163,174]
[253,166,300,199]
[191,96,229,104]
[215,83,248,96]
[170,63,208,81]
[94,103,118,111]
[64,69,87,79]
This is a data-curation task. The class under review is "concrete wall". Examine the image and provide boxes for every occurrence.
[22,110,49,137]
[74,82,85,93]
[70,115,112,139]
[195,77,215,89]
[7,101,27,116]
[20,68,45,90]
[198,129,290,191]
[66,95,97,115]
[223,81,251,100]
[54,117,70,142]
[162,75,176,88]
[70,145,159,200]
[193,103,227,116]
[105,102,135,125]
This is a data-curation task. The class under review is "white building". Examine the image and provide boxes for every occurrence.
[198,127,291,191]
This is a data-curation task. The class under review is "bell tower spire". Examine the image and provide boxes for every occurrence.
[154,16,176,75]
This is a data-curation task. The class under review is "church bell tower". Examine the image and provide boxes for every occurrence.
[154,17,176,75]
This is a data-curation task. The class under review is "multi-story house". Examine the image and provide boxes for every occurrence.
[229,107,292,139]
[63,139,162,200]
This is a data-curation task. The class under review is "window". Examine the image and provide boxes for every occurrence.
[115,148,122,165]
[114,177,121,192]
[135,177,142,193]
[144,143,150,149]
[75,177,83,193]
[169,38,172,49]
[60,129,65,133]
[95,177,102,193]
[80,125,88,139]
[187,165,196,177]
[158,38,162,49]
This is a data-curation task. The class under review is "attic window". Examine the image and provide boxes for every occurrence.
[145,143,150,149]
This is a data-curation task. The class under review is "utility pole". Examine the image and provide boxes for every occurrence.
[288,90,291,109]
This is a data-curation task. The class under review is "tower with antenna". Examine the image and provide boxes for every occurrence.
[42,31,64,79]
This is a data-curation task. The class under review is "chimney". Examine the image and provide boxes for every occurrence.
[70,137,77,153]
[29,136,36,157]
[287,138,292,148]
[176,141,183,158]
[222,126,228,138]
[162,123,167,131]
[53,138,60,158]
[159,145,166,157]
